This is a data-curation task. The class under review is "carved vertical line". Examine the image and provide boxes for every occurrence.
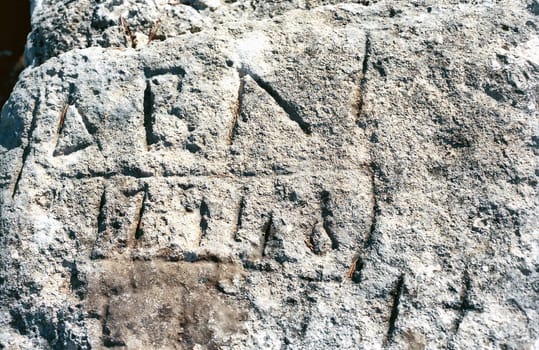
[260,213,274,257]
[134,187,148,240]
[143,80,155,150]
[453,270,482,333]
[228,69,245,145]
[384,274,405,346]
[233,196,246,242]
[91,189,107,260]
[365,162,379,248]
[102,304,126,347]
[320,190,339,250]
[198,199,210,246]
[356,33,371,127]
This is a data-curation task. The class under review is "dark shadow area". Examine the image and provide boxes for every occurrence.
[0,1,31,108]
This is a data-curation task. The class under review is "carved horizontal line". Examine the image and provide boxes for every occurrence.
[61,165,372,181]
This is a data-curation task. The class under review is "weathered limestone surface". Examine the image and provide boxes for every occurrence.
[0,0,538,349]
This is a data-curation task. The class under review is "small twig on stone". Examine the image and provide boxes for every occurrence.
[346,257,359,279]
[120,16,137,48]
[57,103,68,135]
[147,18,162,45]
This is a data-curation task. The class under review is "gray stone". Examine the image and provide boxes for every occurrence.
[1,0,538,349]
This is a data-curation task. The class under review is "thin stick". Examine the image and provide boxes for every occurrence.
[57,103,68,135]
[147,18,162,45]
[120,16,137,48]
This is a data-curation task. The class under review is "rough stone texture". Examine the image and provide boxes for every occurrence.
[0,0,538,349]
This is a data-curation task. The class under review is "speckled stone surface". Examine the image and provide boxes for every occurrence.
[0,1,537,348]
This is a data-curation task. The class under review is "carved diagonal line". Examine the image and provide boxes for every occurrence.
[11,95,41,199]
[246,71,312,135]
